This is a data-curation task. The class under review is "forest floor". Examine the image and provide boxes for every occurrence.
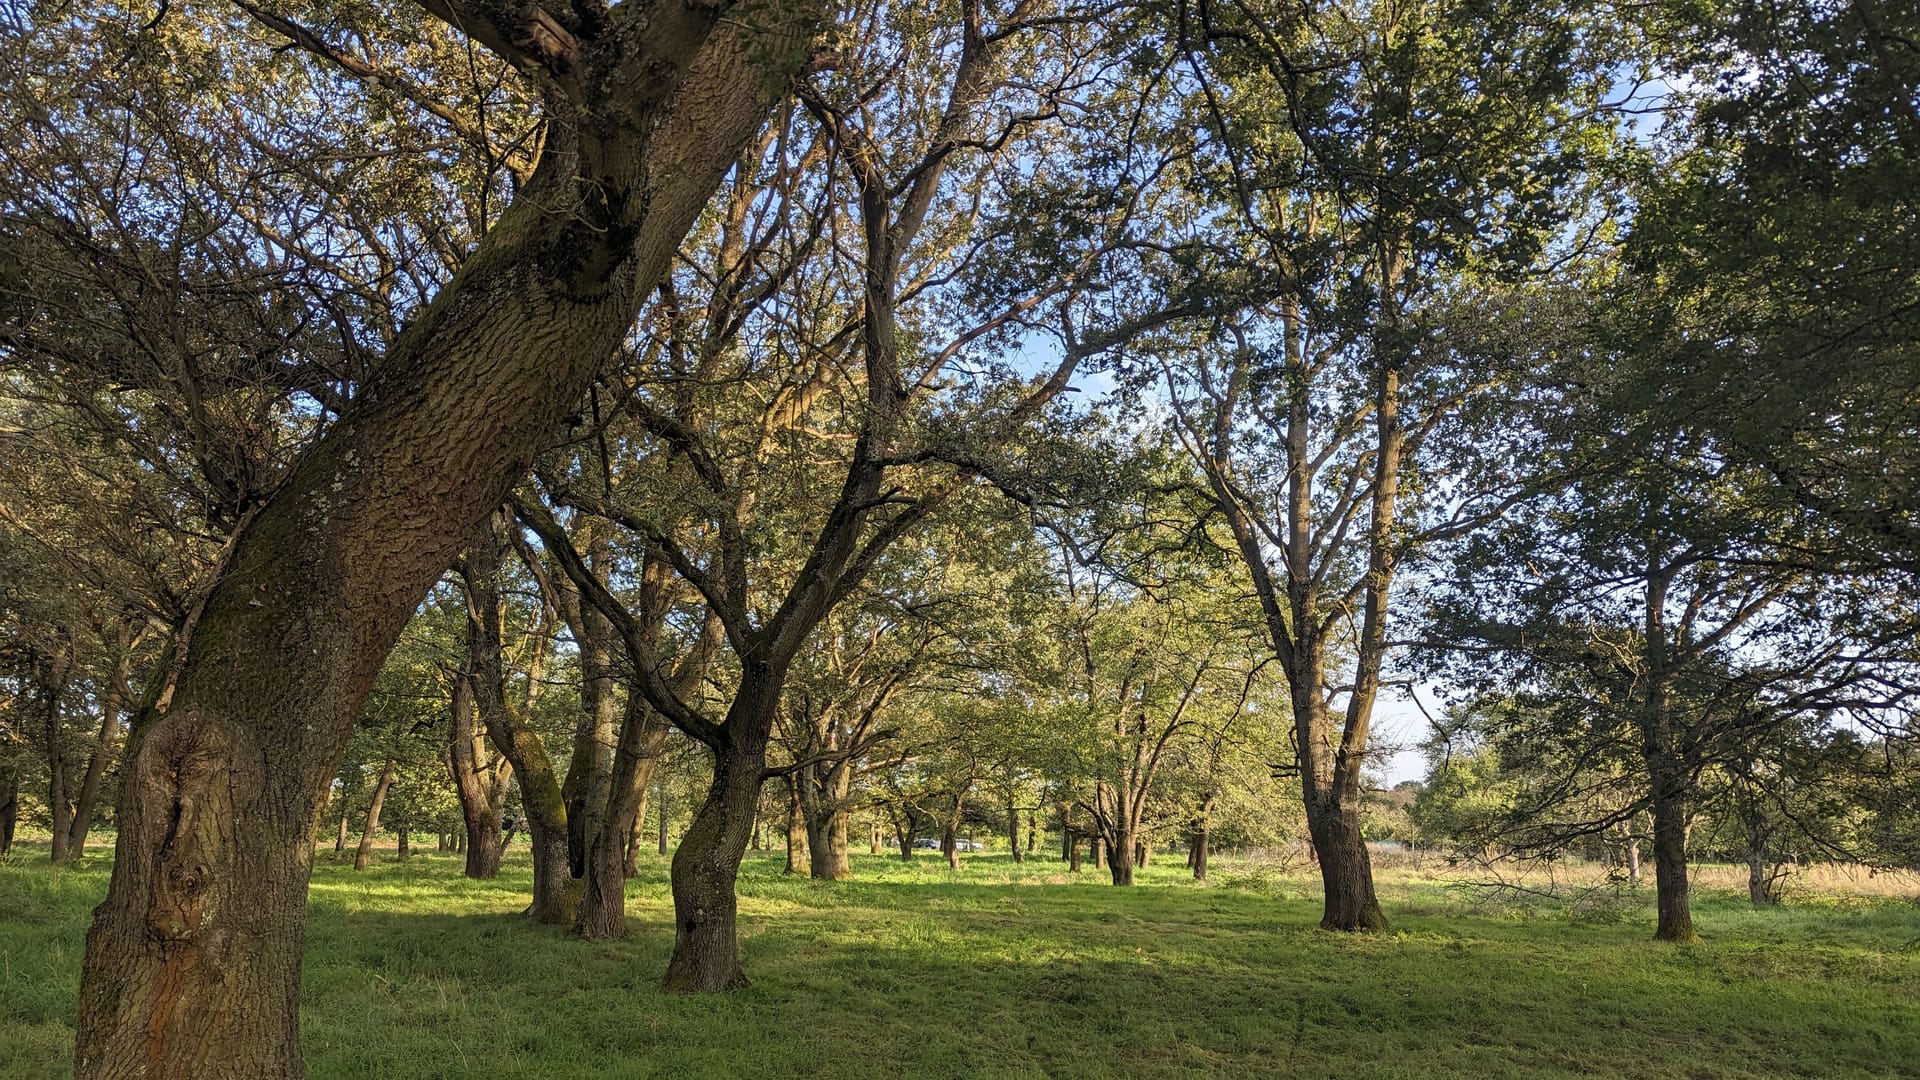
[2,845,1918,1079]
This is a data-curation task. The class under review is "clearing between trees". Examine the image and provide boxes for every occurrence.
[3,847,1915,1080]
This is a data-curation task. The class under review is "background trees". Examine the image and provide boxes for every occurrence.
[0,0,1917,1071]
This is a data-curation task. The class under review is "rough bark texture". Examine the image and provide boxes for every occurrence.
[1304,800,1385,930]
[72,9,823,1073]
[661,702,774,992]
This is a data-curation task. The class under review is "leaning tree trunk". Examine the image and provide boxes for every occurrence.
[661,705,775,993]
[71,17,822,1073]
[353,761,396,871]
[68,640,131,857]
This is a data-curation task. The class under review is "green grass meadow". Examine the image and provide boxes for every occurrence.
[3,847,1917,1079]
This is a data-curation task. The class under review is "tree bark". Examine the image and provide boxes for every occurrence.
[333,801,349,855]
[1006,789,1022,863]
[661,703,774,992]
[1304,797,1386,931]
[68,627,133,857]
[39,648,74,863]
[784,776,809,876]
[805,805,850,879]
[1106,828,1134,886]
[352,761,396,871]
[1192,794,1214,883]
[1649,772,1697,941]
[0,764,18,856]
[658,784,670,856]
[574,692,668,940]
[625,785,649,878]
[800,758,852,879]
[561,602,619,877]
[464,513,575,921]
[395,828,409,860]
[71,14,825,1069]
[446,675,508,879]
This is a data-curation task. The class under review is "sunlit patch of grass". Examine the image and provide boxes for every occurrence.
[2,843,1917,1078]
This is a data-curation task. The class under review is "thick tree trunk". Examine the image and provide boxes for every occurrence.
[661,715,772,993]
[1649,777,1697,941]
[395,828,409,860]
[1106,828,1134,886]
[353,762,396,871]
[70,33,807,1053]
[574,694,668,940]
[1068,834,1082,873]
[1136,840,1148,868]
[799,757,853,879]
[806,807,850,880]
[1304,799,1386,931]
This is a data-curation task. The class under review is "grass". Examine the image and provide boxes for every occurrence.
[3,844,1918,1079]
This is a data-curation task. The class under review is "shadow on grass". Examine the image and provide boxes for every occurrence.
[4,849,1918,1080]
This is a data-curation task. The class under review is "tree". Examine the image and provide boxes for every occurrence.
[1114,0,1633,929]
[31,0,830,1070]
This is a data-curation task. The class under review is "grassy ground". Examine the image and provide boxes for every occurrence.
[2,845,1917,1079]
